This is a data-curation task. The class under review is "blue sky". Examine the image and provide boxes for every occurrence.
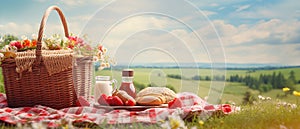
[1,0,300,65]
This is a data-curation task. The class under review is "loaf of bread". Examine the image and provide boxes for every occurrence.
[135,87,176,106]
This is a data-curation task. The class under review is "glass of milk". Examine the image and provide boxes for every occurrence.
[94,76,116,102]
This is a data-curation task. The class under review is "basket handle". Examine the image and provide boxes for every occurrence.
[36,5,69,64]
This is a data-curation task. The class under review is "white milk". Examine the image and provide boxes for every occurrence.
[94,76,112,102]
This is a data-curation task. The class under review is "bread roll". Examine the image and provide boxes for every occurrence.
[135,87,176,106]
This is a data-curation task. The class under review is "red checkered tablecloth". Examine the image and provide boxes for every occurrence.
[0,93,238,127]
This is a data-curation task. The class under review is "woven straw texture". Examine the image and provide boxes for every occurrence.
[73,56,94,101]
[1,5,77,109]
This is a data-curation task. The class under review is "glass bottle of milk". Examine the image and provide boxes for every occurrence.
[94,76,113,102]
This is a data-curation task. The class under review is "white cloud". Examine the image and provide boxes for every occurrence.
[5,0,294,65]
[162,18,300,64]
[0,19,84,39]
[202,10,217,16]
[210,19,300,46]
[225,44,300,65]
[0,22,35,36]
[102,15,176,48]
[33,0,48,2]
[210,3,219,7]
[235,4,251,12]
[233,0,300,20]
[59,0,111,7]
[218,6,226,10]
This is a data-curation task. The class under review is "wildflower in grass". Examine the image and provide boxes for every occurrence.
[225,100,236,106]
[220,120,224,125]
[293,91,300,97]
[282,87,290,92]
[190,126,197,129]
[198,120,204,126]
[258,95,269,101]
[276,102,297,109]
[160,111,187,129]
[31,122,47,129]
[290,104,297,109]
[280,125,288,129]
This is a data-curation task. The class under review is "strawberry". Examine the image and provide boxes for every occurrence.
[125,99,136,106]
[76,96,90,107]
[106,96,114,106]
[98,94,109,106]
[168,98,182,109]
[111,96,124,106]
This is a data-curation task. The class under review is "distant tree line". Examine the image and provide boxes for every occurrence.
[168,74,226,81]
[191,75,225,81]
[167,74,193,80]
[228,71,298,92]
[133,81,177,93]
[167,70,298,93]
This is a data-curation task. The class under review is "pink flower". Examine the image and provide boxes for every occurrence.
[10,41,23,50]
[75,37,84,46]
[68,36,84,49]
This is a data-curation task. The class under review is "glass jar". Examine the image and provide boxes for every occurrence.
[94,76,114,102]
[119,69,136,98]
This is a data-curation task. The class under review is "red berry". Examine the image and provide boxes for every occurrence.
[106,96,114,106]
[168,98,182,109]
[111,96,124,106]
[76,96,90,107]
[98,94,109,106]
[125,99,135,106]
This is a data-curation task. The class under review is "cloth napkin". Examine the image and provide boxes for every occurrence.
[0,93,238,127]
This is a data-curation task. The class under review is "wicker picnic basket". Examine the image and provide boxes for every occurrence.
[0,6,77,109]
[73,56,94,101]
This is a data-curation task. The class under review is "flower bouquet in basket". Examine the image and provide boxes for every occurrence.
[0,6,78,109]
[0,33,115,103]
[0,5,116,109]
[62,34,116,102]
[44,34,115,103]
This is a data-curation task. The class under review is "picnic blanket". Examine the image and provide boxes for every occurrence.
[0,93,239,127]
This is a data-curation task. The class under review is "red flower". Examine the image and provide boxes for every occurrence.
[68,36,84,49]
[98,45,103,52]
[31,39,37,47]
[10,41,23,50]
[23,39,31,47]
